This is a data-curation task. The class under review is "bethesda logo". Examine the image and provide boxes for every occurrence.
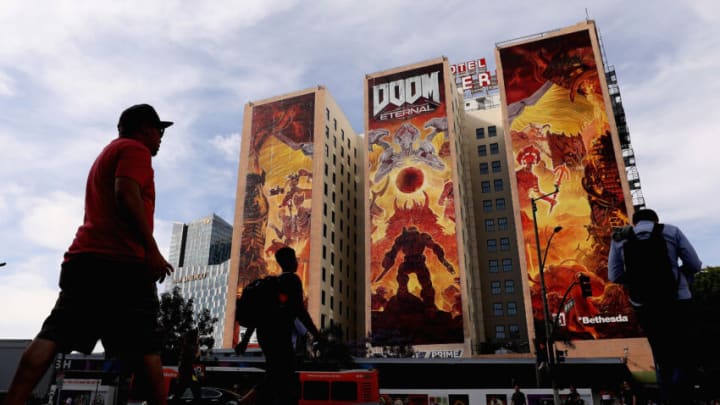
[578,314,629,324]
[372,71,441,117]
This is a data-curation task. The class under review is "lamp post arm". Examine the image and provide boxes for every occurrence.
[553,279,580,334]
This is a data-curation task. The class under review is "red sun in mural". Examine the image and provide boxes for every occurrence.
[395,167,424,193]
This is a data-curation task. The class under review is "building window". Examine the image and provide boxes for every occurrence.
[483,199,492,212]
[475,128,485,139]
[493,179,504,191]
[489,259,499,273]
[479,162,489,175]
[509,324,520,337]
[498,217,508,231]
[493,303,503,316]
[325,126,329,138]
[505,280,515,294]
[490,142,499,154]
[488,125,498,137]
[322,267,326,281]
[495,325,506,339]
[330,274,334,287]
[502,258,513,272]
[496,198,506,210]
[492,160,502,173]
[491,281,501,295]
[500,237,510,251]
[481,181,491,193]
[507,302,518,315]
[341,129,345,140]
[322,245,326,259]
[322,290,326,305]
[477,145,487,156]
[323,224,327,238]
[330,296,334,310]
[325,108,330,120]
[324,183,328,196]
[486,239,497,252]
[485,219,495,232]
[333,118,337,130]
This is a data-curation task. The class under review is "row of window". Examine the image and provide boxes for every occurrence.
[492,301,518,316]
[491,280,515,294]
[482,198,506,212]
[481,179,504,193]
[484,217,509,232]
[477,142,500,156]
[475,126,498,139]
[495,324,521,339]
[486,237,511,252]
[479,161,502,174]
[488,258,513,273]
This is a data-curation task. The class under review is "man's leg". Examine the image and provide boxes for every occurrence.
[141,353,168,405]
[4,338,58,405]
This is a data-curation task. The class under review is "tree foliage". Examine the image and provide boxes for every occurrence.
[158,287,218,364]
[692,266,720,305]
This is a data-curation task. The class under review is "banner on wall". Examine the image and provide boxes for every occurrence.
[497,23,636,340]
[234,92,316,343]
[366,62,464,345]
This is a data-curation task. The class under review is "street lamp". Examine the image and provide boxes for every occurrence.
[531,184,561,405]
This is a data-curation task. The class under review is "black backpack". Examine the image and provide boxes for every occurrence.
[622,223,679,304]
[235,275,280,328]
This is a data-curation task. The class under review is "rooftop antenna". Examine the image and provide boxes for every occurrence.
[585,8,591,21]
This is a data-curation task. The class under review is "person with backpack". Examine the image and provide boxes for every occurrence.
[247,246,321,404]
[608,209,702,404]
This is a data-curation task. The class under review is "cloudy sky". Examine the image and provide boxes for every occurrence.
[1,1,718,339]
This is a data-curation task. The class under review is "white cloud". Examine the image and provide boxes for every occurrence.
[20,191,83,251]
[1,1,720,342]
[209,132,241,161]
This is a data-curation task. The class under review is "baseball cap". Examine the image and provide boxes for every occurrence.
[117,104,173,133]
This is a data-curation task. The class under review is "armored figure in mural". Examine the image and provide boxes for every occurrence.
[375,226,455,308]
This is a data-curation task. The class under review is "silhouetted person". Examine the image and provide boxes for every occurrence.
[4,104,174,405]
[511,384,527,405]
[609,209,702,404]
[172,329,202,404]
[256,246,320,405]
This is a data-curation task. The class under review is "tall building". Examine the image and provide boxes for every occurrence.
[224,86,366,348]
[494,20,652,370]
[165,213,233,348]
[460,90,530,354]
[168,213,233,268]
[364,57,476,356]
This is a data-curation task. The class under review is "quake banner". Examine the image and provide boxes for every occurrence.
[497,26,636,340]
[236,92,315,322]
[367,62,464,345]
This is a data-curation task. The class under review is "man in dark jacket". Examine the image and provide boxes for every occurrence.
[609,209,702,403]
[256,246,320,404]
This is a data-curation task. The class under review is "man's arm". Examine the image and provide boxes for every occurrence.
[675,228,702,275]
[115,176,173,282]
[607,239,625,283]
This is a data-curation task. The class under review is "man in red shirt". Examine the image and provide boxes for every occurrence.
[4,104,175,405]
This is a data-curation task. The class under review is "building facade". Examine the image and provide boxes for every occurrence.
[165,213,233,348]
[460,96,530,354]
[225,86,365,348]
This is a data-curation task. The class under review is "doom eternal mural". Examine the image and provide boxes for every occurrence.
[498,25,637,340]
[235,92,315,342]
[367,62,464,345]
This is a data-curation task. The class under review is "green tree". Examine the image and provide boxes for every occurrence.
[691,266,720,395]
[692,266,720,305]
[158,287,218,364]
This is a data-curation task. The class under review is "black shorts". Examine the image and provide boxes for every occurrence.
[37,254,162,357]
